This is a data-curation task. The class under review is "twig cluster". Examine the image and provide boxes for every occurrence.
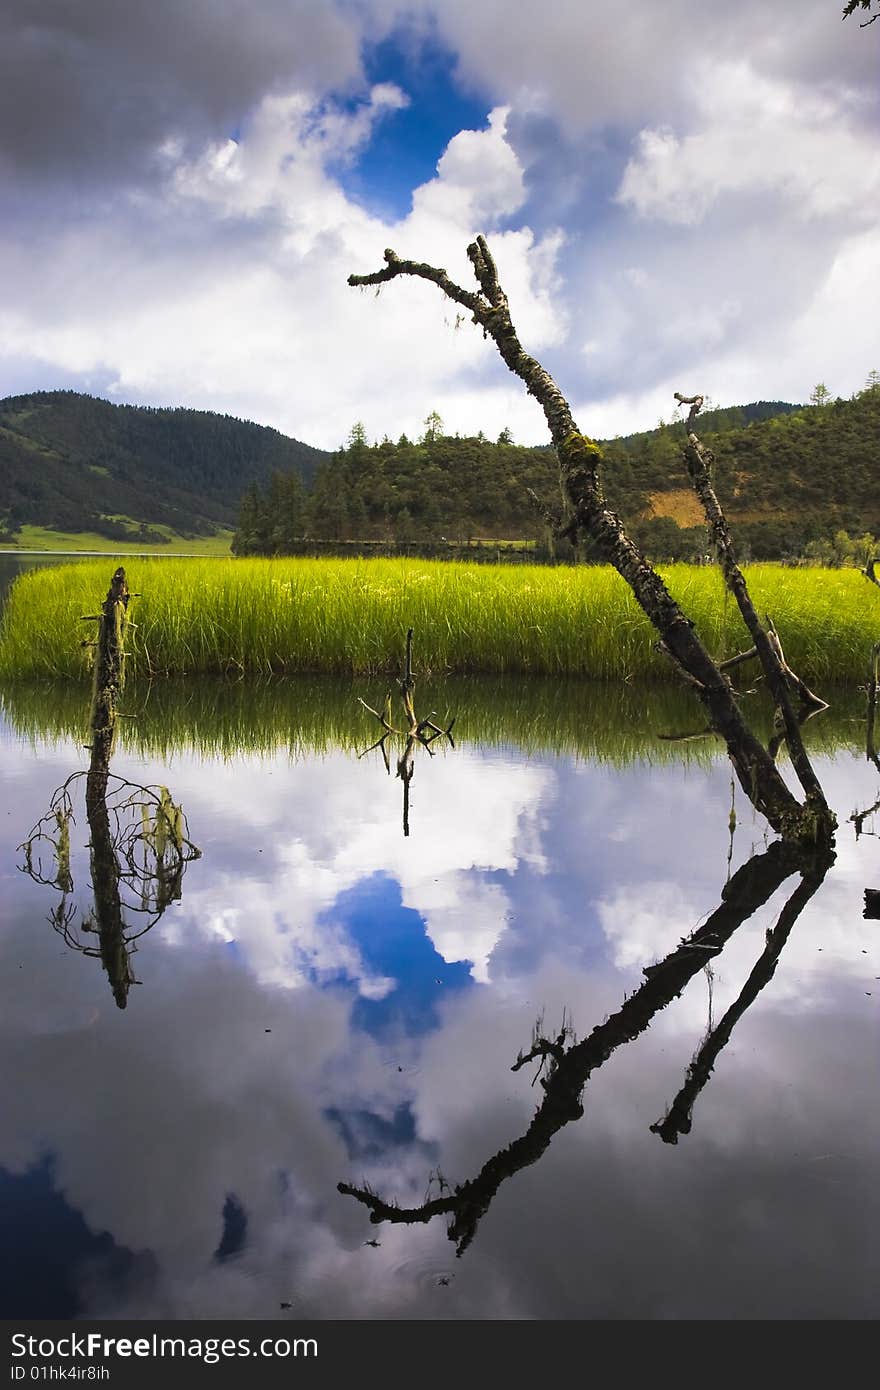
[358,628,455,835]
[18,770,201,952]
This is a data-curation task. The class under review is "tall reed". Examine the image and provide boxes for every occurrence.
[0,557,875,683]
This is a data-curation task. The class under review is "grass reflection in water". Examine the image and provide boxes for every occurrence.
[0,672,867,767]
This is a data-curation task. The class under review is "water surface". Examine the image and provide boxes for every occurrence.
[1,567,878,1320]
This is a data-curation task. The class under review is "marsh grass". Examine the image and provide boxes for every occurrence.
[0,556,876,683]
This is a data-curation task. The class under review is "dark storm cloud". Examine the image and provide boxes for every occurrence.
[418,0,880,134]
[0,0,364,185]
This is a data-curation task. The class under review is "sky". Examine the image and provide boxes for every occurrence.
[1,1,878,449]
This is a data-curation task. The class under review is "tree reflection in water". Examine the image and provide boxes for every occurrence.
[339,836,834,1255]
[19,769,200,1009]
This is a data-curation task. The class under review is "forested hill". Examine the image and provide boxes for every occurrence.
[234,389,880,561]
[606,387,880,558]
[3,386,877,559]
[0,391,327,544]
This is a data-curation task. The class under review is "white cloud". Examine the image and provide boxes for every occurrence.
[172,83,410,221]
[410,106,525,229]
[617,62,880,227]
[142,744,552,989]
[4,709,880,1315]
[397,0,878,135]
[0,88,565,447]
[598,879,709,970]
[1,0,878,445]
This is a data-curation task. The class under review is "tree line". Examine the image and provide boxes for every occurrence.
[233,381,880,563]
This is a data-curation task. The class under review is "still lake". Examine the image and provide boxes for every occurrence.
[1,555,878,1319]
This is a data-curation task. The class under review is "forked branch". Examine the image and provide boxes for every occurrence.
[358,629,455,836]
[349,241,834,844]
[673,392,829,808]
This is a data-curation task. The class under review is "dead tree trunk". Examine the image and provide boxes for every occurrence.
[83,565,130,774]
[348,242,833,844]
[868,642,880,768]
[20,572,199,1009]
[859,565,880,766]
[83,566,133,1005]
[674,393,829,813]
[84,776,134,1008]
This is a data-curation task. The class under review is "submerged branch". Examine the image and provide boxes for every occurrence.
[20,772,201,1009]
[19,570,199,1008]
[718,647,758,673]
[867,641,880,771]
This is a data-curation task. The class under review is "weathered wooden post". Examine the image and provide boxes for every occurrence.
[83,564,131,772]
[83,566,134,1005]
[20,570,199,1009]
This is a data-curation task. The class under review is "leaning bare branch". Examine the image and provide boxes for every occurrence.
[357,696,397,733]
[718,647,758,673]
[674,390,831,826]
[349,239,833,843]
[861,558,880,589]
[348,249,486,326]
[765,617,827,713]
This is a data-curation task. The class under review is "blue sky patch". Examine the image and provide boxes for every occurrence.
[338,31,489,220]
[319,871,474,1038]
[0,1156,136,1318]
[325,1102,418,1160]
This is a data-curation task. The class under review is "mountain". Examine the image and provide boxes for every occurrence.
[3,387,877,560]
[0,391,327,545]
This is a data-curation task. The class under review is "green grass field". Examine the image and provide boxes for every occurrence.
[0,555,876,682]
[4,525,234,556]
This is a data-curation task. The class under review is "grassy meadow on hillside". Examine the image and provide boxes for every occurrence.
[4,525,234,555]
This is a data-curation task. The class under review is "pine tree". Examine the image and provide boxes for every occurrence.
[422,410,444,444]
